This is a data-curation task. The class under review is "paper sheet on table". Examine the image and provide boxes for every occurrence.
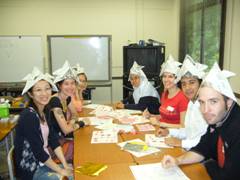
[83,104,104,109]
[95,123,116,130]
[115,124,135,133]
[83,116,113,126]
[130,162,190,180]
[145,134,173,148]
[118,139,160,157]
[91,130,118,144]
[95,123,134,133]
[118,115,149,125]
[136,124,155,131]
[123,141,148,152]
[114,109,142,115]
[89,105,114,117]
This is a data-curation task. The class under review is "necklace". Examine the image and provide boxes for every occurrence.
[58,93,67,113]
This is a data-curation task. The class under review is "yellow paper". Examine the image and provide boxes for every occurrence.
[75,162,108,176]
[129,141,149,151]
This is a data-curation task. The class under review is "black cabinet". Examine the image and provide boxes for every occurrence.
[123,45,165,99]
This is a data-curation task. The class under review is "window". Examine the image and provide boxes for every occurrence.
[179,0,226,69]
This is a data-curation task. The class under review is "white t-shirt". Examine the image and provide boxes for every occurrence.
[169,101,208,149]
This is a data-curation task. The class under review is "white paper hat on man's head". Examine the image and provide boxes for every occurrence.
[73,63,85,75]
[22,67,58,95]
[53,61,78,84]
[201,62,237,101]
[128,61,147,80]
[179,54,208,79]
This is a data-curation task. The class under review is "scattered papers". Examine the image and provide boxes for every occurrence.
[80,116,113,126]
[114,109,142,115]
[118,115,149,125]
[118,139,160,157]
[130,162,190,180]
[95,123,116,130]
[136,124,155,132]
[115,124,135,133]
[89,117,113,126]
[95,123,134,133]
[145,134,172,148]
[83,104,104,109]
[91,130,118,144]
[89,105,114,117]
[75,162,107,176]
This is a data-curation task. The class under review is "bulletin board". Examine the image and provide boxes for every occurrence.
[0,36,43,82]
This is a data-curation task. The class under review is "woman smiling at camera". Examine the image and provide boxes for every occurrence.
[144,55,189,128]
[14,67,73,180]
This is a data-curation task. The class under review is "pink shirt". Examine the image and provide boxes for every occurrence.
[40,121,50,155]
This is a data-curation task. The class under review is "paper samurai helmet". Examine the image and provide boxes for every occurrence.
[22,67,58,95]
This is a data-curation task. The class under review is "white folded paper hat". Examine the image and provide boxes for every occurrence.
[73,63,85,75]
[22,67,58,95]
[128,61,147,80]
[201,62,236,101]
[160,54,182,83]
[179,54,208,79]
[53,61,78,84]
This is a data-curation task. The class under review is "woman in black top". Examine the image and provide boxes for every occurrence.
[115,61,160,114]
[48,61,89,139]
[14,68,72,180]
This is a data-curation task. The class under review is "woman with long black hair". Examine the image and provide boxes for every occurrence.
[14,67,73,180]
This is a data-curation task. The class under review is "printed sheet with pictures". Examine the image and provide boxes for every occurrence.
[91,130,118,144]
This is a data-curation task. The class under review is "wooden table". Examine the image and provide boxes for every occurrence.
[74,107,210,180]
[74,163,135,180]
[74,126,134,164]
[0,120,17,153]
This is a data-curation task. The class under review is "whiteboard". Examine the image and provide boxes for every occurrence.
[48,35,111,82]
[0,36,43,82]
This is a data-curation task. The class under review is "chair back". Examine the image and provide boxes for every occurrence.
[7,146,16,180]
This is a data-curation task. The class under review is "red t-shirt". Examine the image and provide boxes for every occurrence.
[159,90,189,124]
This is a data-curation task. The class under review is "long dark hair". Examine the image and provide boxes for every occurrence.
[27,83,52,122]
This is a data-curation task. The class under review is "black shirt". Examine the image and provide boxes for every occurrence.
[47,96,71,137]
[190,102,240,180]
[123,95,160,114]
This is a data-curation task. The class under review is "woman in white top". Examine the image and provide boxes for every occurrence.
[157,55,208,149]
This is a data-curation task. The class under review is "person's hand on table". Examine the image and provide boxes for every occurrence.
[115,102,124,109]
[80,118,90,126]
[143,108,151,119]
[149,117,160,126]
[164,137,182,147]
[156,127,169,137]
[161,155,179,169]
